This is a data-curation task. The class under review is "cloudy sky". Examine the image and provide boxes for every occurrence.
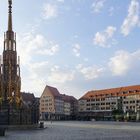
[0,0,140,98]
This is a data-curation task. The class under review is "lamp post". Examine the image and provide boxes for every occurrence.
[136,105,140,121]
[126,111,129,120]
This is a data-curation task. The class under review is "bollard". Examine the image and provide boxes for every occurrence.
[39,122,44,128]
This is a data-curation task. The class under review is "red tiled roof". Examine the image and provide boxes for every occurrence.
[79,85,140,100]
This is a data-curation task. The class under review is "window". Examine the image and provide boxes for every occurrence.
[123,91,127,94]
[106,102,110,105]
[96,99,100,101]
[9,41,11,50]
[130,101,135,104]
[13,42,16,51]
[5,42,8,50]
[106,107,110,110]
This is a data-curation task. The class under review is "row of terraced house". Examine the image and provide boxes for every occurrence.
[39,85,140,121]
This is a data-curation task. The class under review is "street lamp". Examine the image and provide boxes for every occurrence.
[136,105,140,121]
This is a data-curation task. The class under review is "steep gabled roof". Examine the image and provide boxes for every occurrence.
[45,85,62,98]
[42,85,78,102]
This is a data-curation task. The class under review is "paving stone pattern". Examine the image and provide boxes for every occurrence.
[1,121,140,140]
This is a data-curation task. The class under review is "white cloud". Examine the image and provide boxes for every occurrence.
[109,51,131,76]
[108,6,114,16]
[48,67,75,83]
[93,26,116,48]
[108,50,140,76]
[92,0,106,13]
[17,33,47,65]
[57,0,64,2]
[15,31,61,96]
[21,59,75,95]
[22,61,49,94]
[84,58,89,62]
[76,64,104,80]
[29,61,49,79]
[42,3,58,20]
[72,43,81,57]
[17,32,59,65]
[121,0,140,36]
[38,42,59,56]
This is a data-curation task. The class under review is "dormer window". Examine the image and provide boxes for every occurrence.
[135,90,139,93]
[123,91,127,94]
[128,90,133,93]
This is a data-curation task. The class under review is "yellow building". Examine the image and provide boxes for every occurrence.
[40,85,78,120]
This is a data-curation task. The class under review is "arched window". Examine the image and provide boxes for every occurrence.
[5,42,8,50]
[17,67,19,76]
[9,41,12,50]
[13,42,16,51]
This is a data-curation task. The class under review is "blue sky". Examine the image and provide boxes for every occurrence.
[0,0,140,98]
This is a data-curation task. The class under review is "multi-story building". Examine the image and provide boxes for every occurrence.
[62,95,71,116]
[40,85,78,120]
[62,94,78,119]
[78,85,140,121]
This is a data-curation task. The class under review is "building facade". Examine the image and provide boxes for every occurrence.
[78,85,140,121]
[40,85,78,120]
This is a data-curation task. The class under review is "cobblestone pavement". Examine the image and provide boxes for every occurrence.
[1,121,140,140]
